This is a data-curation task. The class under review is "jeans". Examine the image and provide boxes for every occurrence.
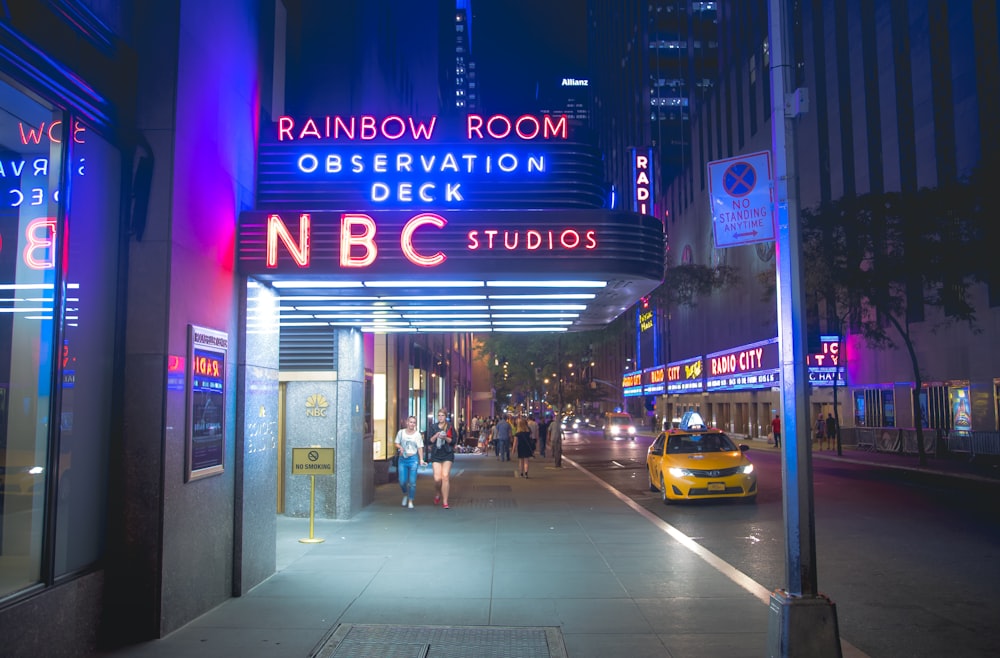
[398,454,419,499]
[538,435,547,457]
[498,439,510,461]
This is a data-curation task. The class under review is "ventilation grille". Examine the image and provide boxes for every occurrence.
[279,326,336,371]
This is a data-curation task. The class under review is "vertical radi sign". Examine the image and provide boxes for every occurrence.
[631,146,655,216]
[186,325,228,481]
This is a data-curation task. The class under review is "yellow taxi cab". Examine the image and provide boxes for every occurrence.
[646,411,757,504]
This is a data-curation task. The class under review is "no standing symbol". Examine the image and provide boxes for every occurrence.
[722,162,757,197]
[707,151,774,248]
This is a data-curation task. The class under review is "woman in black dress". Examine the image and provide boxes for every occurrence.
[513,416,533,478]
[429,408,456,508]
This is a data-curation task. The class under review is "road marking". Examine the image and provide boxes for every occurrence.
[564,456,869,658]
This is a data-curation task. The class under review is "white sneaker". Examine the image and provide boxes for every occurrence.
[401,495,408,507]
[408,501,414,509]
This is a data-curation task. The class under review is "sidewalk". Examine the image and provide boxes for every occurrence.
[98,441,993,658]
[99,453,776,658]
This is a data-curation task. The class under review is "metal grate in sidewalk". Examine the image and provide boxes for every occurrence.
[311,624,567,658]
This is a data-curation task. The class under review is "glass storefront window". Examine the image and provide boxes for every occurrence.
[54,119,121,576]
[0,78,62,597]
[0,73,122,597]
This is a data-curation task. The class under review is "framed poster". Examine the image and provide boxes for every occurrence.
[186,325,228,481]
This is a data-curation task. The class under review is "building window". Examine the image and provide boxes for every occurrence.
[0,73,122,597]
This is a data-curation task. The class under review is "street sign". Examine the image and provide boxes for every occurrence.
[707,151,774,248]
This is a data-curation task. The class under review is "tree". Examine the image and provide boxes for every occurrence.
[475,333,598,415]
[800,183,986,465]
[649,263,739,309]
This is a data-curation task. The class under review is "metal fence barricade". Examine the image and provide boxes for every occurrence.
[855,428,876,451]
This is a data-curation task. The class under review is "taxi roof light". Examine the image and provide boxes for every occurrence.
[679,410,707,431]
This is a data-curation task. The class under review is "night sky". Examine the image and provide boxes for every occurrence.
[472,0,588,112]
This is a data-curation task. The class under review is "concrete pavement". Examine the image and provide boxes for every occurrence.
[97,437,995,658]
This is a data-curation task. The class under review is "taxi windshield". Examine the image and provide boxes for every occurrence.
[667,433,737,454]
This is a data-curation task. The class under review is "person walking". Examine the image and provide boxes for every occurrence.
[549,416,563,467]
[527,415,539,456]
[537,415,550,457]
[771,412,781,448]
[815,415,825,449]
[394,415,425,509]
[494,414,513,462]
[429,408,456,509]
[513,416,533,477]
[477,419,490,455]
[824,413,837,451]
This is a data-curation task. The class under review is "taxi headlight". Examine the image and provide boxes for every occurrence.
[668,467,690,478]
[742,463,755,475]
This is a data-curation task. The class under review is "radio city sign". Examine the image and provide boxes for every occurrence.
[807,335,846,387]
[666,356,704,394]
[705,338,779,391]
[256,113,605,210]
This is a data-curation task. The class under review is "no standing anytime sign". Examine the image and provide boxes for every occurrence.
[707,151,775,248]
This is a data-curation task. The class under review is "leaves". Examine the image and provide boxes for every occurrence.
[651,263,740,309]
[799,180,987,465]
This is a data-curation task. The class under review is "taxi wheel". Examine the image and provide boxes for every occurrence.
[660,474,674,505]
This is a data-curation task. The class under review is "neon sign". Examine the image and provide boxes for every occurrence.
[807,335,846,387]
[666,356,704,394]
[639,309,654,332]
[255,211,598,271]
[257,113,605,211]
[631,147,655,216]
[18,120,87,145]
[705,338,779,390]
[277,113,568,142]
[643,366,665,395]
[622,370,643,397]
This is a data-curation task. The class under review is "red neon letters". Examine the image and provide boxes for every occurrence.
[264,213,597,270]
[266,212,448,269]
[275,113,568,142]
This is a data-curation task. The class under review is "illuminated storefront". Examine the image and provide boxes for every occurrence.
[240,111,665,496]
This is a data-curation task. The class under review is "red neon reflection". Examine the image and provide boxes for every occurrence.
[23,217,57,269]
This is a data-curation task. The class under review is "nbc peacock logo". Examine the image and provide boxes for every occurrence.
[305,394,328,417]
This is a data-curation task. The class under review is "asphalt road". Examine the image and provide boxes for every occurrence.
[561,427,1000,658]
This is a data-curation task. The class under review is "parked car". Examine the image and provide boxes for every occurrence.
[603,412,636,440]
[645,411,757,504]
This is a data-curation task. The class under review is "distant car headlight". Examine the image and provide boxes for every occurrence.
[741,463,754,475]
[627,426,636,435]
[668,467,691,477]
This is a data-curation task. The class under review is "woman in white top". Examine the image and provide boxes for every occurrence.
[394,416,425,509]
